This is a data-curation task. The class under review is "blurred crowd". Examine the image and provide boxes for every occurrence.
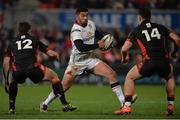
[37,0,180,10]
[1,0,180,10]
[0,0,180,74]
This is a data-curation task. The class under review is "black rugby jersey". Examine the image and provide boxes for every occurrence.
[127,20,171,60]
[6,33,48,71]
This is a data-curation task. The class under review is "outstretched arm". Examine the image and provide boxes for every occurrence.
[169,32,180,47]
[121,40,133,63]
[169,32,180,58]
[46,50,59,61]
[3,54,11,93]
[3,56,10,83]
[39,41,59,60]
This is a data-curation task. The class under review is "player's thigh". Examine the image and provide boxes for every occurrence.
[166,64,174,80]
[158,61,172,80]
[12,71,26,83]
[93,61,116,78]
[29,66,45,83]
[126,64,142,81]
[139,60,155,77]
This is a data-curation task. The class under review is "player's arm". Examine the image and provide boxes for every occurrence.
[74,39,104,52]
[3,56,10,83]
[121,39,132,63]
[3,48,11,93]
[169,32,180,47]
[71,26,105,52]
[168,32,180,58]
[121,30,135,63]
[38,41,59,60]
[161,25,180,58]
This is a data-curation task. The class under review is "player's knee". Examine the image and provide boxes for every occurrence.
[9,80,17,86]
[50,72,60,84]
[107,70,117,79]
[51,78,60,85]
[126,75,135,81]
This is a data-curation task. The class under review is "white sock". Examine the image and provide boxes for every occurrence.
[43,91,57,106]
[168,101,174,105]
[112,85,125,107]
[124,102,131,107]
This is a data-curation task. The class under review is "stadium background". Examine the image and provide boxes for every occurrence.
[1,0,180,85]
[0,0,180,119]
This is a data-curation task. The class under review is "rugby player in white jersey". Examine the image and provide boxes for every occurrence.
[40,8,134,113]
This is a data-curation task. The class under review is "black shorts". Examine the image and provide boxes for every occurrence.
[12,63,46,84]
[139,59,171,79]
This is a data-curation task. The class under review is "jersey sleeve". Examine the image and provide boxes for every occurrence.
[38,41,49,53]
[160,25,171,38]
[126,31,136,43]
[71,26,82,41]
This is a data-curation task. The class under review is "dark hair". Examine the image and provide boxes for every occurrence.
[18,22,31,34]
[138,8,151,20]
[75,8,88,15]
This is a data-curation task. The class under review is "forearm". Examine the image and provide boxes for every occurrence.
[46,50,59,60]
[121,40,132,62]
[78,44,99,52]
[74,40,99,52]
[169,32,180,47]
[3,57,10,82]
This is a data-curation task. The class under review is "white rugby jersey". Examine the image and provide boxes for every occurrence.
[69,20,97,63]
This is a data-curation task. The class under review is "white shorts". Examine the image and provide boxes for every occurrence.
[65,58,102,76]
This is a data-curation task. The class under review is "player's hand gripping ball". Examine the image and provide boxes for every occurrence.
[101,34,114,51]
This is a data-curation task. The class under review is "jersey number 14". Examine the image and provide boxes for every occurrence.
[142,28,161,42]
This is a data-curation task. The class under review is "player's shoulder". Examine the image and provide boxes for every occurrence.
[16,34,34,39]
[87,20,95,28]
[26,34,35,39]
[151,22,167,29]
[71,23,83,33]
[130,26,139,35]
[25,34,38,42]
[88,20,95,25]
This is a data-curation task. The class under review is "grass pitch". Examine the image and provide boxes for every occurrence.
[0,84,180,119]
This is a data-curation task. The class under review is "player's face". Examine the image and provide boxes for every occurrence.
[77,12,88,27]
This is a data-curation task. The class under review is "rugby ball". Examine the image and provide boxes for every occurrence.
[101,34,114,51]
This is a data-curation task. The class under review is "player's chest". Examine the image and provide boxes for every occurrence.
[81,26,95,39]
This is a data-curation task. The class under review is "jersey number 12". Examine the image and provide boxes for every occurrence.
[16,39,33,50]
[142,28,161,42]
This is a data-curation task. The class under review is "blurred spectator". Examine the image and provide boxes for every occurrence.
[133,0,150,8]
[163,0,177,9]
[39,0,60,9]
[113,28,126,49]
[0,0,180,70]
[1,0,180,10]
[111,0,125,9]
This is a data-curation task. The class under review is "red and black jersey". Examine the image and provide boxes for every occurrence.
[127,20,171,60]
[6,33,48,71]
